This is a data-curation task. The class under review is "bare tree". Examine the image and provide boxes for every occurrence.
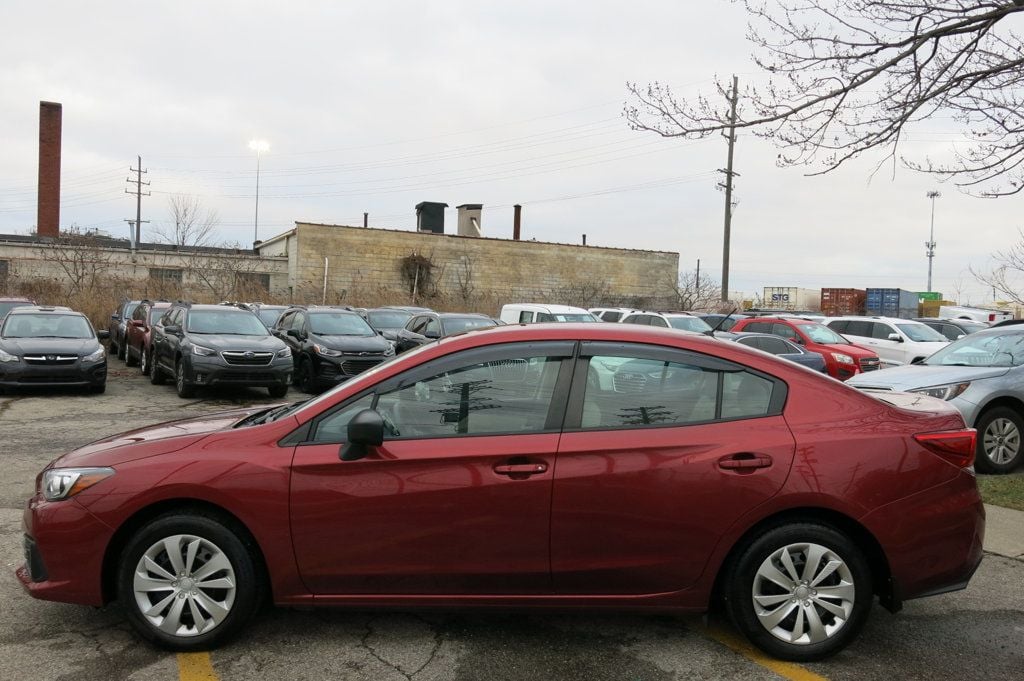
[40,227,115,296]
[973,229,1024,304]
[625,1,1024,196]
[155,194,220,246]
[668,269,722,311]
[452,250,476,303]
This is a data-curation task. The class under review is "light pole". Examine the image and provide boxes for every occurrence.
[249,139,269,244]
[926,190,940,293]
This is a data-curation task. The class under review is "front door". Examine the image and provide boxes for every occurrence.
[289,341,575,594]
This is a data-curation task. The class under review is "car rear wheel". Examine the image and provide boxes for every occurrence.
[176,360,196,398]
[125,344,139,368]
[150,354,166,385]
[723,523,872,661]
[117,513,262,651]
[117,337,128,362]
[975,406,1024,473]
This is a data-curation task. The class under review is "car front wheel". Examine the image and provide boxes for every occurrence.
[117,513,262,651]
[723,523,872,661]
[176,360,196,398]
[975,406,1024,473]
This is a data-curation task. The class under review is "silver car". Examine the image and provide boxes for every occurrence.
[847,326,1024,473]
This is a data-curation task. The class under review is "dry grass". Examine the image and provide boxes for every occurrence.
[976,473,1024,511]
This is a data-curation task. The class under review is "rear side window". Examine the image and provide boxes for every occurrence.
[519,311,534,323]
[648,316,669,328]
[844,321,872,337]
[760,337,795,355]
[602,311,622,322]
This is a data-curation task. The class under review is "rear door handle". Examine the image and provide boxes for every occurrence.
[718,454,773,470]
[493,462,548,476]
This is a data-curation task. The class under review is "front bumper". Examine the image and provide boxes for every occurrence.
[187,355,292,388]
[0,360,106,388]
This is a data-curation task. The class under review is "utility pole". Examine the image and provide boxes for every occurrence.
[125,155,150,248]
[694,258,701,310]
[717,75,740,302]
[926,190,940,292]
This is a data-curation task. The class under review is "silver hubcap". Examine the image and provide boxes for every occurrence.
[141,350,147,372]
[752,542,855,645]
[133,534,236,637]
[984,418,1020,465]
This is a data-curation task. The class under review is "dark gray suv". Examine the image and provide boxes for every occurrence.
[150,303,292,398]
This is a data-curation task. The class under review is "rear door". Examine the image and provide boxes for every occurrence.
[551,341,796,594]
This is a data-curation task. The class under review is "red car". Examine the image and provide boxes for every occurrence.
[123,300,171,375]
[18,324,983,660]
[730,317,880,380]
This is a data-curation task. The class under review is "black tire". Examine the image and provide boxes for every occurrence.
[175,360,196,398]
[267,384,288,399]
[109,338,119,358]
[116,512,263,651]
[117,337,128,362]
[150,355,167,385]
[125,344,139,368]
[975,406,1024,473]
[298,357,318,394]
[90,383,106,394]
[722,522,873,662]
[140,346,151,376]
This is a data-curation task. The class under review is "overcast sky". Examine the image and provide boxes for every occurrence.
[0,1,1020,304]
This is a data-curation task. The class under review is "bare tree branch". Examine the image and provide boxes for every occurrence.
[155,194,220,247]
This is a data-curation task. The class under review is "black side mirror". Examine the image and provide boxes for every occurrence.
[340,409,384,461]
[164,324,182,335]
[287,329,303,339]
[96,330,110,340]
[423,329,440,339]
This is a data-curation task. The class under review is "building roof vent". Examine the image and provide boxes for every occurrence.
[456,204,482,237]
[415,202,447,234]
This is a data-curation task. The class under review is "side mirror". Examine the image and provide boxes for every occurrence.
[287,329,304,339]
[97,330,110,340]
[340,409,384,461]
[887,333,903,343]
[956,334,966,340]
[130,319,145,328]
[164,324,182,335]
[423,329,441,339]
[110,314,119,321]
[911,357,925,365]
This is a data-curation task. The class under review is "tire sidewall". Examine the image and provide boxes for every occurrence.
[176,360,195,398]
[975,406,1024,473]
[724,522,873,662]
[117,513,260,651]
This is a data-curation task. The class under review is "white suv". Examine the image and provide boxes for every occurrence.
[824,316,949,366]
[620,311,713,334]
[589,307,638,322]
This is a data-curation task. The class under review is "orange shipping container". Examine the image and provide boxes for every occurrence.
[820,288,866,317]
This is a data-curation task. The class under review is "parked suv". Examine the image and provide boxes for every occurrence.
[394,312,496,353]
[0,306,108,393]
[123,300,172,375]
[107,299,141,361]
[361,307,415,341]
[730,317,880,380]
[274,306,394,393]
[825,316,949,366]
[589,307,637,322]
[621,311,712,333]
[150,303,292,398]
[914,317,989,340]
[0,297,35,321]
[498,304,597,324]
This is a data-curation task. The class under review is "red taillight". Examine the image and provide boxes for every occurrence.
[989,313,996,322]
[914,429,976,468]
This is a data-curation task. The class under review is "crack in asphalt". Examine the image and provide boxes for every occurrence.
[359,615,443,680]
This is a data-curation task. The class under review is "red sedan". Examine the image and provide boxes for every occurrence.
[18,324,983,660]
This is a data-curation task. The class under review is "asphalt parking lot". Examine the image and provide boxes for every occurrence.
[1,362,1022,681]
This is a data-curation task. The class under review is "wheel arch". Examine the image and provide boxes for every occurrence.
[100,497,270,605]
[711,506,897,612]
[972,395,1024,426]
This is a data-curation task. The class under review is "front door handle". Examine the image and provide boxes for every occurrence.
[493,462,548,476]
[718,454,773,471]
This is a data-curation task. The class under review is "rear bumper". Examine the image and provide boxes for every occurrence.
[0,360,106,387]
[862,470,985,603]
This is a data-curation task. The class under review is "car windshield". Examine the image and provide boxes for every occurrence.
[797,323,848,344]
[258,308,284,326]
[2,313,92,339]
[924,332,1024,367]
[149,307,168,323]
[896,323,948,342]
[536,313,598,322]
[444,317,497,334]
[310,313,375,336]
[0,302,32,318]
[668,316,712,332]
[186,310,268,336]
[368,310,413,328]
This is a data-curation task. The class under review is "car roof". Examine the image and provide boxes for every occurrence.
[825,316,925,323]
[503,303,589,313]
[185,304,253,312]
[9,306,78,315]
[0,297,35,303]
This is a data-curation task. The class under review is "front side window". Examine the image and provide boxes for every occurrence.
[771,323,799,340]
[924,332,1024,367]
[668,316,712,332]
[312,393,376,443]
[375,354,564,438]
[871,323,896,340]
[602,311,623,322]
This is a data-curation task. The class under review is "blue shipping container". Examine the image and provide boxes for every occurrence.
[865,288,918,319]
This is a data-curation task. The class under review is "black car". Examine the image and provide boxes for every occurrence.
[273,306,394,393]
[914,317,990,340]
[107,299,141,361]
[394,312,497,353]
[251,304,289,329]
[0,306,109,394]
[149,303,292,398]
[362,307,415,341]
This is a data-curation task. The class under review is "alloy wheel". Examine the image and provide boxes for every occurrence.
[132,534,236,637]
[751,542,855,645]
[140,348,148,375]
[983,418,1020,465]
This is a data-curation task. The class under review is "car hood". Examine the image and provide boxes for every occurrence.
[54,406,273,468]
[818,342,876,358]
[187,334,286,352]
[0,338,100,356]
[848,363,1009,390]
[312,333,391,352]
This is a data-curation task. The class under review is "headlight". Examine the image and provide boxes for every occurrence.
[191,344,217,357]
[42,467,115,501]
[276,347,292,359]
[909,382,971,401]
[831,352,854,365]
[83,347,105,362]
[0,348,19,363]
[384,343,396,356]
[313,344,342,357]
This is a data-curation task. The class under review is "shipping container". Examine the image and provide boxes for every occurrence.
[762,287,821,311]
[865,288,919,319]
[918,291,943,302]
[919,300,956,318]
[820,288,865,317]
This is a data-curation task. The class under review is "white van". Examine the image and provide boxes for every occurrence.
[499,304,598,324]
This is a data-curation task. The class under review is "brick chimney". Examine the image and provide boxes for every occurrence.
[37,101,62,238]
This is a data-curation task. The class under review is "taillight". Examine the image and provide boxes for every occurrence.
[989,313,996,322]
[914,429,976,468]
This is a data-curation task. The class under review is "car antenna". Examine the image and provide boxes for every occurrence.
[706,308,738,336]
